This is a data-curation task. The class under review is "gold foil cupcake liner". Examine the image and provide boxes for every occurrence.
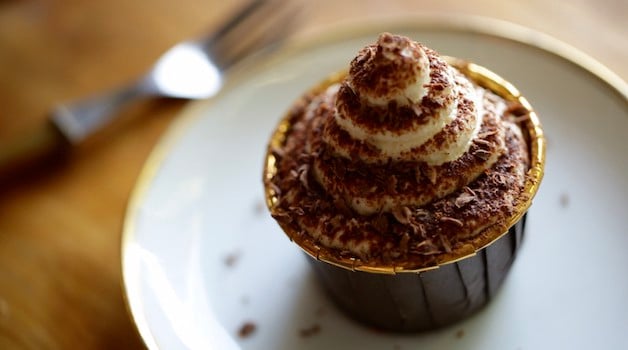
[264,58,545,274]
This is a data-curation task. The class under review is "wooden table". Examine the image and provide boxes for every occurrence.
[0,0,625,348]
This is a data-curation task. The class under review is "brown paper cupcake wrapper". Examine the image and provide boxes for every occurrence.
[309,215,526,332]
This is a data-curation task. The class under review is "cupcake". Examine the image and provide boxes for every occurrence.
[263,33,544,332]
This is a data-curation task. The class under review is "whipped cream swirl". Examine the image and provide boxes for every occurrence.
[268,33,532,262]
[327,33,483,165]
[312,33,507,214]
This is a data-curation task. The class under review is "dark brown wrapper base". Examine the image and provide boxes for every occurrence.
[308,214,527,332]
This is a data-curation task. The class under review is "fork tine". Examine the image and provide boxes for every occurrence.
[203,0,303,70]
[204,0,266,47]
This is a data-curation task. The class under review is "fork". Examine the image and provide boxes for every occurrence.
[0,0,301,180]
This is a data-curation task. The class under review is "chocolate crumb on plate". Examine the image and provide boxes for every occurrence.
[253,199,266,216]
[224,251,241,267]
[559,193,570,208]
[455,329,465,339]
[299,324,321,338]
[238,322,257,338]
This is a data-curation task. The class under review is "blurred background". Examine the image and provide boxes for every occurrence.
[0,0,625,349]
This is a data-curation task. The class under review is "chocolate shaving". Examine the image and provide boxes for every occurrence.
[289,206,305,216]
[489,172,507,186]
[414,208,431,219]
[409,239,441,255]
[372,214,389,233]
[238,322,257,338]
[559,193,570,208]
[224,251,241,267]
[399,232,411,252]
[505,101,531,123]
[477,130,498,139]
[269,182,282,197]
[473,149,492,160]
[439,235,453,253]
[474,138,493,147]
[455,329,465,339]
[424,166,437,185]
[297,164,310,190]
[299,324,321,338]
[270,146,285,158]
[454,191,475,208]
[270,208,291,219]
[410,221,427,238]
[414,166,422,183]
[333,197,352,216]
[505,101,528,116]
[440,216,464,227]
[332,214,344,225]
[463,186,476,196]
[392,206,412,224]
[387,175,398,194]
[509,114,531,123]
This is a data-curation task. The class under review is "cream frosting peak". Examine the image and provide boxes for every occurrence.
[313,33,508,214]
[328,33,484,167]
[348,33,431,107]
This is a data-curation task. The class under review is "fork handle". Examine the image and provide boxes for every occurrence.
[0,120,71,183]
[0,84,144,183]
[52,84,144,144]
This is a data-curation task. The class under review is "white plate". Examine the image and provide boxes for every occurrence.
[122,16,628,350]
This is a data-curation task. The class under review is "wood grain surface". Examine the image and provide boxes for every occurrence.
[0,0,625,349]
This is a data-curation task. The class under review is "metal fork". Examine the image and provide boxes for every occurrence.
[0,0,301,180]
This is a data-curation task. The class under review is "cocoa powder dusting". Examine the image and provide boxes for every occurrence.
[266,34,531,267]
[269,88,529,265]
[339,42,454,134]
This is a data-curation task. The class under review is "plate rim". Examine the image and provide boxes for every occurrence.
[120,14,628,350]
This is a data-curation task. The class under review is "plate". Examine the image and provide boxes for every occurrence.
[122,16,628,350]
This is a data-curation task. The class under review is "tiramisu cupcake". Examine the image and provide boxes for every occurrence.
[264,33,545,332]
